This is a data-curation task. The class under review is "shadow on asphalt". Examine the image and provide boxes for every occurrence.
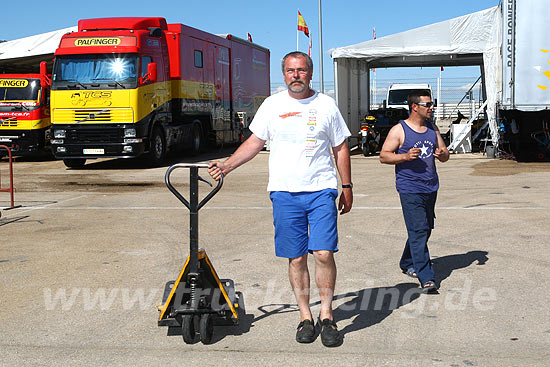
[432,250,489,286]
[334,283,423,338]
[0,215,30,227]
[253,282,426,345]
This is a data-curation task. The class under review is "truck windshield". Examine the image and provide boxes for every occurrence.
[0,78,40,102]
[388,89,431,106]
[52,54,138,89]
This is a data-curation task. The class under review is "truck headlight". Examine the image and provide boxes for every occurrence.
[54,129,66,138]
[124,128,137,138]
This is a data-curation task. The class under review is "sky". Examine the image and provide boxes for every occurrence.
[1,0,501,95]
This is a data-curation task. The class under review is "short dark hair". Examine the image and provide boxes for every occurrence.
[407,90,432,110]
[281,51,313,73]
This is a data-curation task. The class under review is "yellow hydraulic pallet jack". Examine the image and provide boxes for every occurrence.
[157,163,240,344]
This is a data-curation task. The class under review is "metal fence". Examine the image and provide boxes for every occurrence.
[271,76,484,121]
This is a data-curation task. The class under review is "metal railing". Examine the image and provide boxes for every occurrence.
[0,145,19,212]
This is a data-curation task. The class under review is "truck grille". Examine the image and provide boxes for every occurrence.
[54,108,133,124]
[0,117,18,127]
[66,126,123,143]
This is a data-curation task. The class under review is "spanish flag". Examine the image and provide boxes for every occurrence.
[298,10,309,37]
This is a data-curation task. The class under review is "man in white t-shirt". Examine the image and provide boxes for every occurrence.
[208,51,352,347]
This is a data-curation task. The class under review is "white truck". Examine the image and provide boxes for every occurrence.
[384,83,432,111]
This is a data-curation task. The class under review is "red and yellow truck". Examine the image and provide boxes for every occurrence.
[0,62,51,156]
[50,17,270,167]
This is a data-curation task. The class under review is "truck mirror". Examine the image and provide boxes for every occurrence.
[141,62,157,84]
[147,62,157,83]
[434,99,438,107]
[40,61,50,87]
[382,99,387,109]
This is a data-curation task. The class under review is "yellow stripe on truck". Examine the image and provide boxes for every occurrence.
[0,118,50,130]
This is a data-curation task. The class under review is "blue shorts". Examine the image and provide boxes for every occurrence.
[269,189,339,258]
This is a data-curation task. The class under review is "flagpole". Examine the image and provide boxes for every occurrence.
[373,27,376,106]
[297,11,299,51]
[437,66,442,123]
[318,0,324,93]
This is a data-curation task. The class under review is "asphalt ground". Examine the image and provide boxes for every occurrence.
[1,148,550,366]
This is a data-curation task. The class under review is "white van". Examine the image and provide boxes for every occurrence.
[384,83,433,110]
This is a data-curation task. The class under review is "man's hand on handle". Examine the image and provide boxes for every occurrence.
[208,161,225,181]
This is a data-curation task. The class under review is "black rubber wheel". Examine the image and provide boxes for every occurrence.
[147,126,166,166]
[63,158,86,168]
[182,314,197,344]
[190,123,202,155]
[361,143,370,157]
[199,313,214,344]
[368,141,378,155]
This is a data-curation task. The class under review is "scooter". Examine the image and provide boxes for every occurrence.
[359,115,380,156]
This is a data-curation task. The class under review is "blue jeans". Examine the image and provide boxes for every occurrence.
[399,192,437,284]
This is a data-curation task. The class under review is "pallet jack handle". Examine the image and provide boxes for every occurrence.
[165,163,223,211]
[165,163,223,276]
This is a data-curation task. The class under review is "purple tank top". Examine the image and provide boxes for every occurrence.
[395,120,439,194]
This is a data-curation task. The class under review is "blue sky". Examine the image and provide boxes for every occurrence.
[1,0,501,94]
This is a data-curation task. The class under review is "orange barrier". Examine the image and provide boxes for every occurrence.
[0,145,17,210]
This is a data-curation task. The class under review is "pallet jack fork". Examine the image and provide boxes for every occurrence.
[157,163,240,344]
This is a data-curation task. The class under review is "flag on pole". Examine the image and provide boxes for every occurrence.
[298,11,309,37]
[247,33,253,42]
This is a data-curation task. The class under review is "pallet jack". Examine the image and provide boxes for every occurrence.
[157,163,240,344]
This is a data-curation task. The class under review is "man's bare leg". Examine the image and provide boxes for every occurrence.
[288,253,312,321]
[313,250,336,320]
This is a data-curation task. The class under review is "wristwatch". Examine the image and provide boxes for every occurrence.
[342,183,353,189]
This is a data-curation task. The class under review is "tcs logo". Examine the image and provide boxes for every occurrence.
[70,91,113,106]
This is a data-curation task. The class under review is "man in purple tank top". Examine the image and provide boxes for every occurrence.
[379,90,449,292]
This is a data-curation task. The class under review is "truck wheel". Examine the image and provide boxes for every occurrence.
[199,313,214,344]
[182,314,197,344]
[63,158,86,168]
[190,123,202,155]
[147,126,166,166]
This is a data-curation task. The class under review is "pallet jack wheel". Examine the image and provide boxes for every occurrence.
[199,313,214,344]
[182,314,197,344]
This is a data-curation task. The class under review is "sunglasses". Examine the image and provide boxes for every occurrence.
[415,102,434,108]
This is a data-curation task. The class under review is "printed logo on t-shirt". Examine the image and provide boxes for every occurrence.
[413,140,434,159]
[279,111,301,119]
[305,109,318,158]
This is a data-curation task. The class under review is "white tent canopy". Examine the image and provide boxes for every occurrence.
[331,6,502,146]
[0,26,76,73]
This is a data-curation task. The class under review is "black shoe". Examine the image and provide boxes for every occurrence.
[422,280,438,293]
[318,317,340,347]
[296,319,315,343]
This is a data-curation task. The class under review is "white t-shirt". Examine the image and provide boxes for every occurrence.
[250,90,351,192]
